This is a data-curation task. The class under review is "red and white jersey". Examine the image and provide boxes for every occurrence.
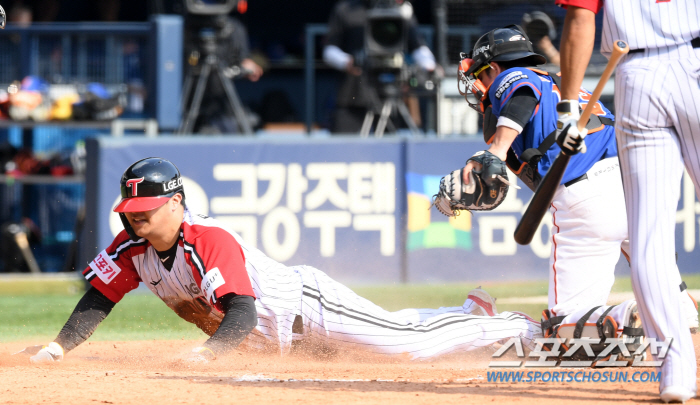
[83,209,304,350]
[556,0,700,56]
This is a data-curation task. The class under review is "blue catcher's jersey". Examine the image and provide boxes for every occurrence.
[488,68,617,184]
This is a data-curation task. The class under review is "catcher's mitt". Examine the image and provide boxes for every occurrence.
[433,150,517,217]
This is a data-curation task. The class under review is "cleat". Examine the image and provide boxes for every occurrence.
[464,287,497,316]
[660,386,695,404]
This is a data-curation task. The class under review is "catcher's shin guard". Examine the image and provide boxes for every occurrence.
[539,302,644,367]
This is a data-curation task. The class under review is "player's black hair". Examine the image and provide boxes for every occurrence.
[178,192,187,209]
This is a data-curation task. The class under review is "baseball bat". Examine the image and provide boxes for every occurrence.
[513,40,629,245]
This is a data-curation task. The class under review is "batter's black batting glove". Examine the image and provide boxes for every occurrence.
[556,100,588,155]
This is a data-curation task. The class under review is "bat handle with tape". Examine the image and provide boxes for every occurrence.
[578,40,629,130]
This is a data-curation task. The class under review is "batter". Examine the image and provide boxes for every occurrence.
[557,0,700,402]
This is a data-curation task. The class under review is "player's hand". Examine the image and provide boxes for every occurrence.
[463,148,512,185]
[556,100,588,155]
[345,57,362,76]
[241,58,263,82]
[185,346,216,364]
[28,342,64,363]
[462,159,482,185]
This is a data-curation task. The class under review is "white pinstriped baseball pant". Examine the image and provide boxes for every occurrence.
[295,266,539,360]
[615,43,699,394]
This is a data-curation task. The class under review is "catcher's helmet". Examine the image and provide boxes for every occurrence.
[114,157,184,213]
[458,25,546,112]
[466,25,546,77]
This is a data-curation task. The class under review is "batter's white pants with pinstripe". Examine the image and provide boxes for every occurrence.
[295,266,539,360]
[615,43,699,394]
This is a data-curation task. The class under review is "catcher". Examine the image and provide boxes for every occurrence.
[22,157,540,364]
[433,25,698,362]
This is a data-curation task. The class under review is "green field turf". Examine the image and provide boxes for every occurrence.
[1,274,698,342]
[0,293,210,342]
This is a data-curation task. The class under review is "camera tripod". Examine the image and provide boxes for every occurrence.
[178,48,253,135]
[359,83,420,138]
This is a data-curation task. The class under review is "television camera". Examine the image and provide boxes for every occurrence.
[178,0,254,134]
[360,0,436,137]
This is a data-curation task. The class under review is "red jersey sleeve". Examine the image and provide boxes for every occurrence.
[82,230,142,303]
[555,0,602,13]
[185,226,255,307]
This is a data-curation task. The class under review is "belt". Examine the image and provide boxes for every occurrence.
[564,173,588,188]
[629,37,700,54]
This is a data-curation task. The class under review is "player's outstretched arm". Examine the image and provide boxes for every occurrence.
[188,293,257,363]
[25,286,116,363]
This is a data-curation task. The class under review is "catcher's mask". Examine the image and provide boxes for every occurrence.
[114,157,185,240]
[458,25,546,112]
[457,55,489,113]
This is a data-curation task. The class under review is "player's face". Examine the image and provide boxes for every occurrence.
[478,62,504,88]
[123,201,170,238]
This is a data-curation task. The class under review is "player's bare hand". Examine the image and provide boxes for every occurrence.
[463,160,482,184]
[556,100,588,155]
[23,342,64,363]
[346,58,362,76]
[241,59,263,82]
[184,346,216,364]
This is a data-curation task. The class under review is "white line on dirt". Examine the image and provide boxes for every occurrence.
[218,374,484,383]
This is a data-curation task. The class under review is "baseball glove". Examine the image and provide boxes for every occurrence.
[433,150,516,217]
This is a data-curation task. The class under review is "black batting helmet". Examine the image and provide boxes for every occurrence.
[466,25,547,77]
[114,157,185,213]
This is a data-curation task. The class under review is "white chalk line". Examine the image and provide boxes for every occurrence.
[198,374,484,383]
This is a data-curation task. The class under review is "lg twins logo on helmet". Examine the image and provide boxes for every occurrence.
[163,177,183,193]
[126,177,145,196]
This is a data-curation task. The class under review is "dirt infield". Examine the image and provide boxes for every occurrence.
[1,337,699,405]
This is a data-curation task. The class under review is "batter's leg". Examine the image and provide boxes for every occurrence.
[669,53,700,335]
[620,243,698,333]
[615,59,697,394]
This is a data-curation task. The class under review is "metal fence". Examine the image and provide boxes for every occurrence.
[0,18,182,273]
[0,23,152,90]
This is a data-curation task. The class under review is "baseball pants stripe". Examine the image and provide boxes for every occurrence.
[614,45,699,393]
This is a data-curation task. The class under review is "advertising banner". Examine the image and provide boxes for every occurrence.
[83,136,700,285]
[85,137,404,284]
